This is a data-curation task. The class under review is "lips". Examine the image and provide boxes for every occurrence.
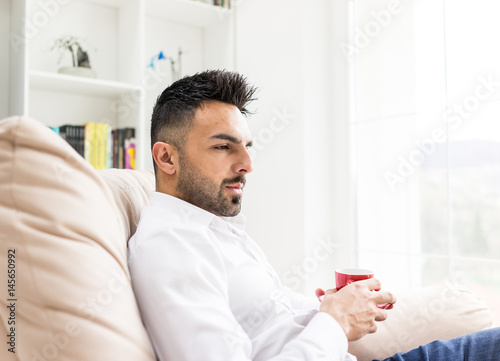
[225,183,244,194]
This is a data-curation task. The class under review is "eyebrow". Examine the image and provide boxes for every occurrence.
[210,133,253,147]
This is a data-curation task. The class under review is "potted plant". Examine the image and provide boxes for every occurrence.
[51,35,97,78]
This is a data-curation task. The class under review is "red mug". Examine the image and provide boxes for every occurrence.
[334,268,392,309]
[335,268,374,290]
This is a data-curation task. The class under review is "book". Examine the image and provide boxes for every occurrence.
[107,125,113,169]
[60,125,84,158]
[84,123,95,167]
[124,128,136,170]
[95,123,108,170]
[112,129,118,168]
[59,125,67,141]
[76,125,85,158]
[50,126,60,135]
[57,122,136,170]
[117,128,125,169]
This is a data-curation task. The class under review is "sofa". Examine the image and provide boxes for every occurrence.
[0,116,494,361]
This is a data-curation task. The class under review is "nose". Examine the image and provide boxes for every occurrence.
[234,147,254,174]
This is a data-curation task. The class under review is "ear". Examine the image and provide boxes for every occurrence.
[152,142,178,175]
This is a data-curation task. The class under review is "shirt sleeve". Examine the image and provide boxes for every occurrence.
[129,222,353,361]
[283,286,321,311]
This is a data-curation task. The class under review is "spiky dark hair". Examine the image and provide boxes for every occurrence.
[150,70,257,155]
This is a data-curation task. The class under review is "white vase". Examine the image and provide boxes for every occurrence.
[58,66,97,78]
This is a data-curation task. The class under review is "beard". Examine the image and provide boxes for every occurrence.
[175,154,245,217]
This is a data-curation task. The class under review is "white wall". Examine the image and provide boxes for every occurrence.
[303,0,355,295]
[235,0,306,290]
[0,0,10,119]
[236,0,352,294]
[142,15,207,169]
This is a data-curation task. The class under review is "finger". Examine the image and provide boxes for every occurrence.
[372,291,397,305]
[356,278,383,291]
[374,309,388,322]
[324,288,339,296]
[368,321,378,334]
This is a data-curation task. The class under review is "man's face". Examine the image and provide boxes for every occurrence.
[175,101,254,217]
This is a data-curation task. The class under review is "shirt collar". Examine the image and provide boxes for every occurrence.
[149,191,246,230]
[221,213,246,230]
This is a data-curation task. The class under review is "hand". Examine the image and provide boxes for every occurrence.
[317,278,396,341]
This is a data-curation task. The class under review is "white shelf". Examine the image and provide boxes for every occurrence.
[145,0,231,28]
[29,70,143,98]
[78,0,131,9]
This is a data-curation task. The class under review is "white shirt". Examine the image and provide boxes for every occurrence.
[128,192,356,361]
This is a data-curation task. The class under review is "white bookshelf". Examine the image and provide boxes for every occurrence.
[4,0,235,169]
[30,70,144,97]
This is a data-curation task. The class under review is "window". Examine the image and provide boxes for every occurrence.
[351,0,500,324]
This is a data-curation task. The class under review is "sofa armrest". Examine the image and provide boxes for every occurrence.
[348,283,494,361]
[0,116,156,361]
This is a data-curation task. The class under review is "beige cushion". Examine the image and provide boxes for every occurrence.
[0,116,156,361]
[98,168,155,241]
[348,283,494,361]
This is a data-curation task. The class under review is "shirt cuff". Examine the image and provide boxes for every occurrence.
[305,312,351,360]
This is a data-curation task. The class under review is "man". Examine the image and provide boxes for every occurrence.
[128,70,500,361]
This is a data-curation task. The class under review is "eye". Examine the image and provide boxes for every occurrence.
[214,145,230,150]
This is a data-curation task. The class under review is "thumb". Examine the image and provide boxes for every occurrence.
[315,288,326,302]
